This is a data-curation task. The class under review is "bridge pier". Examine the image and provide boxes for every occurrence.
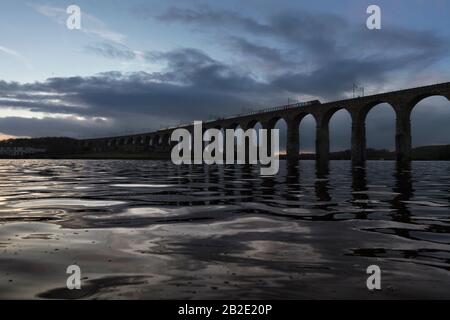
[351,116,366,166]
[241,123,255,164]
[261,120,275,156]
[222,126,231,163]
[315,122,329,164]
[286,119,299,161]
[395,106,412,166]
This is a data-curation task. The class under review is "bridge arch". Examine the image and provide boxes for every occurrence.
[358,100,397,123]
[319,106,349,128]
[232,120,266,153]
[153,134,160,147]
[392,93,450,164]
[411,95,450,150]
[244,119,260,129]
[408,92,450,109]
[298,113,317,159]
[263,115,288,129]
[366,103,396,150]
[281,112,308,160]
[349,101,397,165]
[290,112,311,126]
[269,118,287,154]
[328,108,352,154]
[162,133,170,147]
[226,122,240,130]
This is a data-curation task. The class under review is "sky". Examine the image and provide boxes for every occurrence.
[0,0,449,151]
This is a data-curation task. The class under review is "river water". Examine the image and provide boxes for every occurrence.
[0,159,449,299]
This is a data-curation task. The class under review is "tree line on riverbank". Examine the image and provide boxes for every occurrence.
[1,137,450,160]
[296,145,450,160]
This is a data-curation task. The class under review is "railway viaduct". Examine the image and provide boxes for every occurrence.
[79,82,450,166]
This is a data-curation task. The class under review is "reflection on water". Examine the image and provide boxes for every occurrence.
[0,159,449,299]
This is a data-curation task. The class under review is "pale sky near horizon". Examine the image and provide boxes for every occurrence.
[0,0,449,151]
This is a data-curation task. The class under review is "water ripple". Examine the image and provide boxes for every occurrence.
[0,159,449,299]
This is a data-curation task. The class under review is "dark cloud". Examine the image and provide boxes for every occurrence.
[225,37,293,71]
[0,48,282,138]
[154,6,269,33]
[154,6,347,62]
[153,6,449,98]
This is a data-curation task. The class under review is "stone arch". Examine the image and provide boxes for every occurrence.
[227,123,240,130]
[364,101,396,151]
[408,92,450,109]
[269,117,287,154]
[358,100,397,124]
[243,119,260,130]
[153,134,160,146]
[291,112,310,125]
[281,112,309,160]
[350,101,396,165]
[265,115,287,129]
[298,113,317,157]
[319,106,350,128]
[325,107,352,154]
[210,124,223,133]
[162,133,170,146]
[410,95,450,149]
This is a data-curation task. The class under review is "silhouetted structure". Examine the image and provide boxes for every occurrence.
[78,82,450,166]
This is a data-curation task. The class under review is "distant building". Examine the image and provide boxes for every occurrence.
[0,147,46,156]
